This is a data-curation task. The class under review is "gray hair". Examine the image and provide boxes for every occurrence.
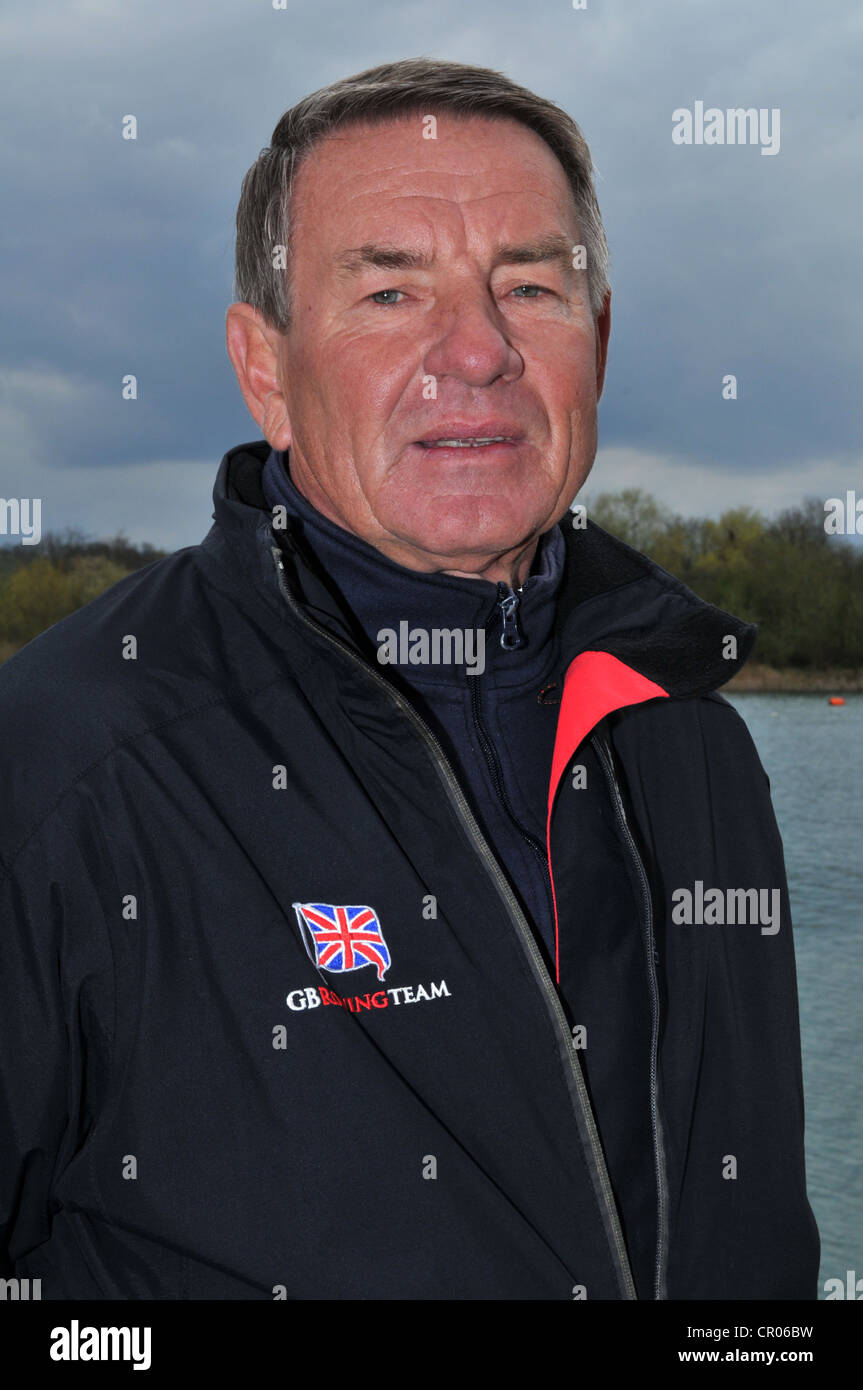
[233,57,609,331]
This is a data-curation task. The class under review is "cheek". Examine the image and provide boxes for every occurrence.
[534,337,599,417]
[321,333,419,425]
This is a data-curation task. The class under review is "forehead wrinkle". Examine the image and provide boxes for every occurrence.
[333,225,578,280]
[345,181,567,206]
[328,185,577,253]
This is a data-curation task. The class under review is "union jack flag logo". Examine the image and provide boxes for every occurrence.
[292,902,392,981]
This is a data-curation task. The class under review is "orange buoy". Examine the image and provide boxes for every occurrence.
[828,696,845,706]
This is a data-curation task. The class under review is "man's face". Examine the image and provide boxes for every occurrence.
[258,113,609,577]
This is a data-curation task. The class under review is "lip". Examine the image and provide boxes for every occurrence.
[414,423,525,446]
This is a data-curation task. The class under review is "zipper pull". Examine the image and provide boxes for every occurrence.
[497,583,524,650]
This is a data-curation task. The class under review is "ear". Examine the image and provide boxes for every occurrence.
[225,303,293,449]
[594,288,611,401]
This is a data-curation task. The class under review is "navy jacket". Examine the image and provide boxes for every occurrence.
[0,439,820,1299]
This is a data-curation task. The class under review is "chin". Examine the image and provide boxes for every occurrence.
[430,503,542,551]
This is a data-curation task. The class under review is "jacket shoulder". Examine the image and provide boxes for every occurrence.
[0,544,281,869]
[610,689,770,788]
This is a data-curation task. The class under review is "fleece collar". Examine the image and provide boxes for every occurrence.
[259,447,565,691]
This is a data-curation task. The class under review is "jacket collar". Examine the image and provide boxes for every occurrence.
[204,439,756,702]
[259,447,565,691]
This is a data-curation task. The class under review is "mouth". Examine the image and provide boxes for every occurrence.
[418,437,513,448]
[414,426,524,451]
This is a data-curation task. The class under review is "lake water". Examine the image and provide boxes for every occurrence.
[725,693,863,1298]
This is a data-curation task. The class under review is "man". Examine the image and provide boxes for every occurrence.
[0,58,818,1299]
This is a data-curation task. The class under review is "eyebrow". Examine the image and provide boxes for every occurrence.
[334,233,575,276]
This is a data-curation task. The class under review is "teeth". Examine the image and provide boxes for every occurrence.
[426,437,507,447]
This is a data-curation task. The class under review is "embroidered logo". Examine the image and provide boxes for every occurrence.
[292,902,391,981]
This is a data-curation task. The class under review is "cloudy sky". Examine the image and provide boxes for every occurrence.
[1,0,860,550]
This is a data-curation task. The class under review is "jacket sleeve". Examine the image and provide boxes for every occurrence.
[0,818,115,1277]
[610,693,821,1298]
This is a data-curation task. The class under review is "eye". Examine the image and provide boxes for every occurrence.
[510,283,549,299]
[369,289,404,305]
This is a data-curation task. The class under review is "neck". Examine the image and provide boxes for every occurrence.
[441,540,540,589]
[287,465,540,589]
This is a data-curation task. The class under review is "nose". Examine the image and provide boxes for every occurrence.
[422,287,524,388]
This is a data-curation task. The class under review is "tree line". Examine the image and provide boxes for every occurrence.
[0,531,167,663]
[584,490,863,669]
[0,492,861,669]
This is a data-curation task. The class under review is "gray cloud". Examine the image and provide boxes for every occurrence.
[1,0,860,546]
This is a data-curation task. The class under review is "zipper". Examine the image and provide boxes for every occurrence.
[469,673,548,862]
[591,730,669,1301]
[467,594,558,959]
[270,541,637,1301]
[469,594,547,864]
[497,583,524,650]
